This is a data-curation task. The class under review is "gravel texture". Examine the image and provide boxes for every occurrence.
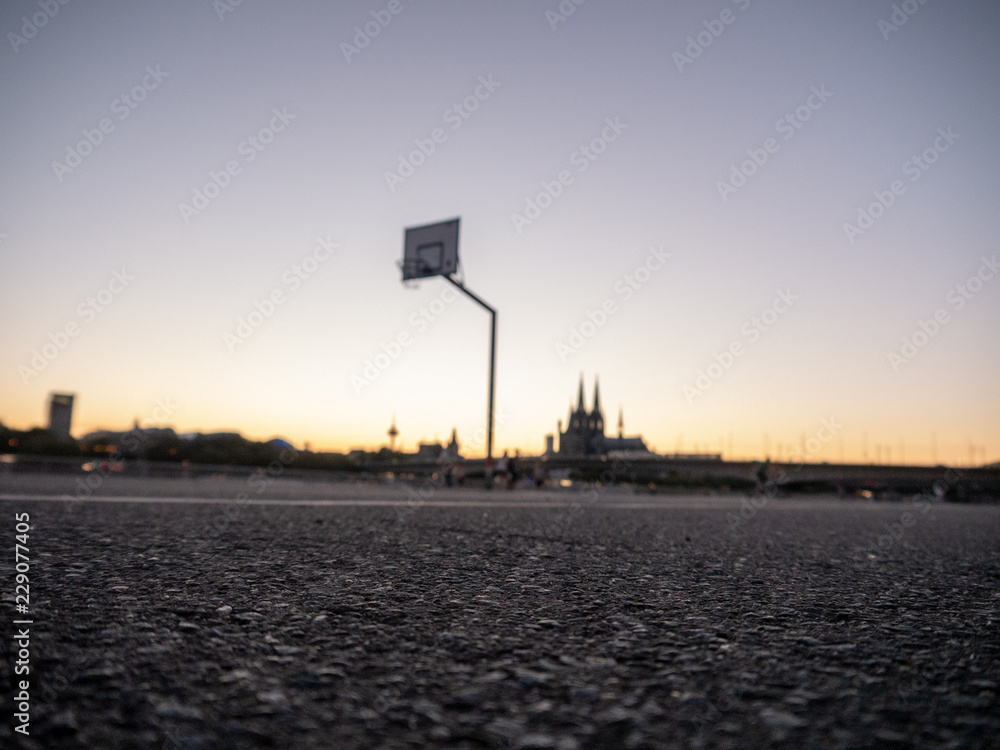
[1,488,998,749]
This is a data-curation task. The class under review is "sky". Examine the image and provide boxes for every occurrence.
[1,0,998,465]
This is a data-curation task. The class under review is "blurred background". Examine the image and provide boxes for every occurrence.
[1,0,998,463]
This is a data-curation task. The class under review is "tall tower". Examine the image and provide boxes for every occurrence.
[48,393,74,439]
[617,406,624,438]
[387,414,399,451]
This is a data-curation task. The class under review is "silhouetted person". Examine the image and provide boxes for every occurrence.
[755,458,770,493]
[534,461,547,489]
[496,451,509,489]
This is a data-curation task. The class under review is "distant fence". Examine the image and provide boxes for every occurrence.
[2,452,997,499]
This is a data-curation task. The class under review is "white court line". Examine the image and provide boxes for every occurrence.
[0,493,742,509]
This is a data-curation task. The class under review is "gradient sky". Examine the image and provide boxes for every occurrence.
[2,0,998,465]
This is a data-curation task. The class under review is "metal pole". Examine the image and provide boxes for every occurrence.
[444,275,496,461]
[487,305,496,461]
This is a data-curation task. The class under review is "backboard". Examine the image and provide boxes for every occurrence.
[402,217,459,281]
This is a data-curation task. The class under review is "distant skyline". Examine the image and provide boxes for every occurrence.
[2,2,998,465]
[6,383,993,469]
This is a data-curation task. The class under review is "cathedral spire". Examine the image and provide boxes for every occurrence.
[618,405,624,438]
[577,374,585,411]
[592,375,602,415]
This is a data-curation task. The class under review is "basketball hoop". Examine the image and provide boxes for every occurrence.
[401,218,459,281]
[398,217,497,463]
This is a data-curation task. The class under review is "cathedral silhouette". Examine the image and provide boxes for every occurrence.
[557,376,648,456]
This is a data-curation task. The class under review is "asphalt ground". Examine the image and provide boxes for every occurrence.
[1,477,998,749]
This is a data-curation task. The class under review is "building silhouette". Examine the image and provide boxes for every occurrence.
[604,405,649,454]
[48,393,75,439]
[413,428,462,462]
[557,376,648,456]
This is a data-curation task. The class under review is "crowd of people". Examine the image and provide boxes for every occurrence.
[440,449,529,489]
[492,450,521,489]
